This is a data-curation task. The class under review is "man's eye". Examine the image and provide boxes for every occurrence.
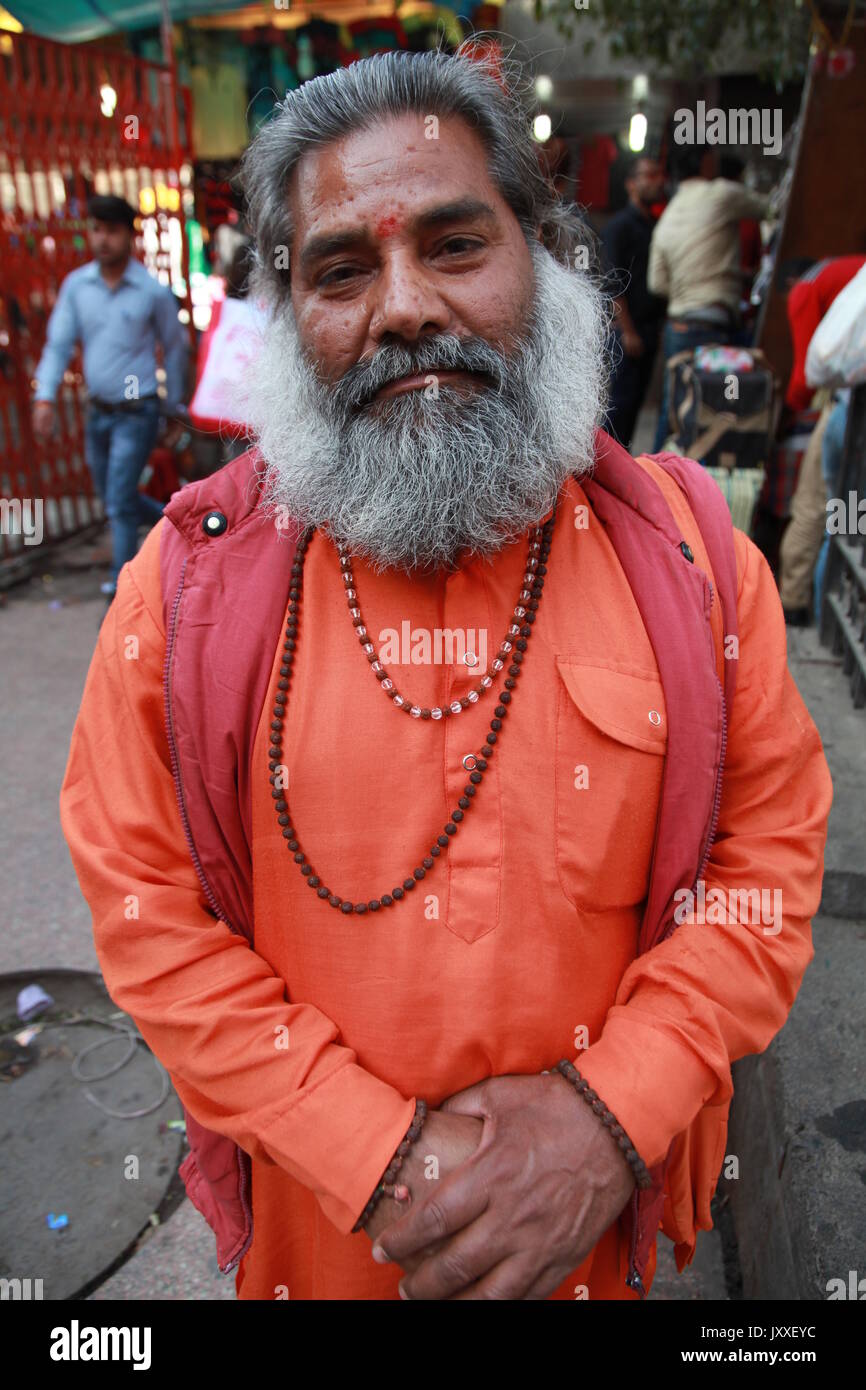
[318,265,361,287]
[439,237,483,256]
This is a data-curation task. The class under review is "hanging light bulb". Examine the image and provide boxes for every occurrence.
[533,113,552,143]
[99,84,117,118]
[628,113,648,152]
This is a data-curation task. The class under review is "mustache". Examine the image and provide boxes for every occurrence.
[325,333,509,413]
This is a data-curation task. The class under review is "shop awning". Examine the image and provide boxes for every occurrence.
[2,1,246,43]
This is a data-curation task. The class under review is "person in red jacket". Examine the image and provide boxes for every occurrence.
[775,254,866,623]
[783,254,866,412]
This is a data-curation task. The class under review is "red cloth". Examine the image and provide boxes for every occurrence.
[760,408,821,520]
[739,219,761,277]
[786,255,866,410]
[579,135,618,210]
[188,292,225,433]
[139,446,180,504]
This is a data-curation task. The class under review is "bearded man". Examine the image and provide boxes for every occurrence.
[60,48,831,1301]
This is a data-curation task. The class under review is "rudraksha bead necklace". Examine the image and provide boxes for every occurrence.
[337,522,548,718]
[268,504,556,913]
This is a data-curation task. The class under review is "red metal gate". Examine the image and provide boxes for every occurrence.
[0,28,193,569]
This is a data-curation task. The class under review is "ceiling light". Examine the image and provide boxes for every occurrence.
[533,113,552,143]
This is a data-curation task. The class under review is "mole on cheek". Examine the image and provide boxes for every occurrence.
[375,214,401,238]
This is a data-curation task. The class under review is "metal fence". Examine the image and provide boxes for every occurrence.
[819,382,866,707]
[0,27,193,574]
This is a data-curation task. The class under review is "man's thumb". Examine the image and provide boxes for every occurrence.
[438,1080,491,1118]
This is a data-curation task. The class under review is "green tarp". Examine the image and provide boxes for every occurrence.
[5,1,245,44]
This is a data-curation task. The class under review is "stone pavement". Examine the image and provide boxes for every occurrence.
[787,626,866,921]
[724,913,866,1300]
[719,627,866,1300]
[5,513,862,1302]
[1,547,239,1300]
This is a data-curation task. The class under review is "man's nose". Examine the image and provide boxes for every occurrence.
[368,250,452,346]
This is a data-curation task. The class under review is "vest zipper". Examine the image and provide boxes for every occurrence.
[695,574,729,886]
[696,672,728,886]
[626,1200,646,1297]
[164,556,255,1270]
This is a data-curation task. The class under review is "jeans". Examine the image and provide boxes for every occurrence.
[651,317,747,454]
[84,398,164,583]
[813,396,850,624]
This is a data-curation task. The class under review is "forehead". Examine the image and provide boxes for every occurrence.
[288,112,514,240]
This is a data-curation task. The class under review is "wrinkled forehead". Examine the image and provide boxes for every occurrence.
[287,112,518,248]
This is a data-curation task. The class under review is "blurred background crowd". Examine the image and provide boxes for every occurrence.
[1,1,864,659]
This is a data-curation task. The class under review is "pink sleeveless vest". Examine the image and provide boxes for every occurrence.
[158,428,739,1294]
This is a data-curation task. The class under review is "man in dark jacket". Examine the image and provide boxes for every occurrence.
[601,157,666,448]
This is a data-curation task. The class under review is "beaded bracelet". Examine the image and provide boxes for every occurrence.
[352,1099,428,1233]
[552,1059,653,1191]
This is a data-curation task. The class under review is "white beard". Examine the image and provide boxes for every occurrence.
[239,241,611,574]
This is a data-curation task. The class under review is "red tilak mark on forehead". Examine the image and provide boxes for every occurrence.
[375,214,401,238]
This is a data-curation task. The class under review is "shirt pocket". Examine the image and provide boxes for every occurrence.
[554,658,667,912]
[113,301,152,352]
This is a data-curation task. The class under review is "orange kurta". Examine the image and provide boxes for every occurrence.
[60,472,832,1301]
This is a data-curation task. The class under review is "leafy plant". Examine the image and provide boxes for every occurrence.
[531,0,840,86]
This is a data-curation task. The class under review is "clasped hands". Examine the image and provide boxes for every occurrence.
[364,1072,636,1300]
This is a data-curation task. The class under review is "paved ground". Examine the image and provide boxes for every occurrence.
[89,1199,236,1302]
[719,629,866,1299]
[787,625,866,919]
[1,547,106,978]
[1,542,234,1299]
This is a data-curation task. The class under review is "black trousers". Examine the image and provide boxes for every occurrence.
[604,326,659,451]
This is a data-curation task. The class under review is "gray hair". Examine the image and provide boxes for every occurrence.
[239,43,593,309]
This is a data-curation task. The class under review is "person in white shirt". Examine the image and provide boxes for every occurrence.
[648,147,767,451]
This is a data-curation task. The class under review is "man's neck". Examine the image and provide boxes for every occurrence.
[629,196,653,220]
[99,255,131,288]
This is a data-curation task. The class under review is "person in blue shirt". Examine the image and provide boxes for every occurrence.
[32,194,188,597]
